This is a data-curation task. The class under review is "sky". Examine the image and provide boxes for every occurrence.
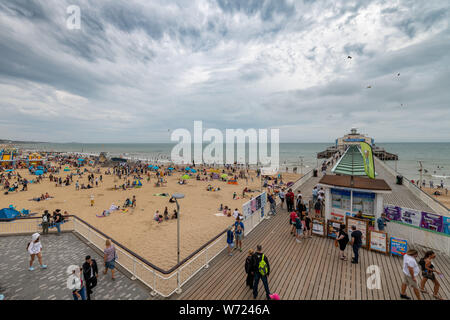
[0,0,449,143]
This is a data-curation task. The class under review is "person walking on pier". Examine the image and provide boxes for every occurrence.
[419,251,443,300]
[278,189,285,209]
[252,245,271,300]
[350,225,362,264]
[268,193,276,215]
[400,249,422,300]
[245,249,255,290]
[83,255,98,300]
[27,233,47,271]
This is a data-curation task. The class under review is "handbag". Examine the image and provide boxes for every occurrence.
[334,240,339,247]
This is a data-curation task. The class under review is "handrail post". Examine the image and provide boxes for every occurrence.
[131,257,137,280]
[150,269,157,296]
[176,270,182,294]
[204,247,209,269]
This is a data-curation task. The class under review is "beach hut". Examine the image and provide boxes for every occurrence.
[0,208,21,220]
[181,174,190,180]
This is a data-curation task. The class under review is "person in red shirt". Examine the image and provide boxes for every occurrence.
[290,211,298,236]
[286,189,295,212]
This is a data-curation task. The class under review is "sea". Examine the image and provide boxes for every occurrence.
[13,142,450,185]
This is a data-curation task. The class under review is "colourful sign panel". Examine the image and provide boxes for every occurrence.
[390,237,408,256]
[420,212,444,233]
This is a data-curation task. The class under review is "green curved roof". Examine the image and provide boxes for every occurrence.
[332,145,368,176]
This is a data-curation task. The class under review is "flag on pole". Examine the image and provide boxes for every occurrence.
[360,142,375,179]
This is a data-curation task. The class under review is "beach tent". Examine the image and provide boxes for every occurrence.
[134,180,142,187]
[212,173,219,179]
[181,174,190,180]
[148,165,154,169]
[185,167,191,171]
[190,169,197,173]
[77,158,85,163]
[168,167,174,170]
[5,169,14,172]
[0,208,21,220]
[34,170,44,176]
[221,174,228,179]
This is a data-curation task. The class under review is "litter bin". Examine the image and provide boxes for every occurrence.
[313,169,318,177]
[396,175,403,185]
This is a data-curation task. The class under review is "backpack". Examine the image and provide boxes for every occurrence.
[258,254,268,276]
[245,256,252,273]
[42,215,48,223]
[26,242,31,251]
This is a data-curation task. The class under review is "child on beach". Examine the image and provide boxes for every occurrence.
[90,195,94,206]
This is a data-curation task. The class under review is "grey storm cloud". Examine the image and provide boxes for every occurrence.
[0,0,449,143]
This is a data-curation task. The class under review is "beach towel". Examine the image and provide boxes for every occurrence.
[214,212,227,217]
[153,193,170,197]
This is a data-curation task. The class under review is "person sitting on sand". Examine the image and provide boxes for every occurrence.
[154,211,162,223]
[171,210,178,219]
[219,204,223,212]
[164,207,169,220]
[45,192,50,199]
[123,198,131,207]
[169,196,176,203]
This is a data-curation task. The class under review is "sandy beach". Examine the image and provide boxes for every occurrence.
[422,187,450,208]
[1,164,301,269]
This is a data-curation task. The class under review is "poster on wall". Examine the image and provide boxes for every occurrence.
[400,208,421,227]
[420,212,444,233]
[260,192,267,209]
[390,237,408,256]
[384,205,401,221]
[312,218,325,237]
[443,217,450,235]
[330,210,345,222]
[250,198,257,212]
[331,188,351,211]
[327,220,342,239]
[256,195,262,211]
[243,201,252,217]
[346,216,369,248]
[369,231,388,254]
[352,191,375,215]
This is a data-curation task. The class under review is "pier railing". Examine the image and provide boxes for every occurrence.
[0,168,316,297]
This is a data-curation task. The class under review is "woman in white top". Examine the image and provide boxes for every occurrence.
[27,233,47,271]
[400,249,421,300]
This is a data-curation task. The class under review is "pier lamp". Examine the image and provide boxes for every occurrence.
[172,193,185,265]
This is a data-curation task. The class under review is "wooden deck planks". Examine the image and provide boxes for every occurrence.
[173,173,450,301]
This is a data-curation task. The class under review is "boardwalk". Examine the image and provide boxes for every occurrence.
[173,174,450,300]
[0,232,151,300]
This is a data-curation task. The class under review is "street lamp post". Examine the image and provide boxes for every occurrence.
[172,193,185,294]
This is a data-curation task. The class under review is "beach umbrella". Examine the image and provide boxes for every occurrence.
[64,167,70,172]
[181,174,190,180]
[5,169,14,172]
[153,166,159,170]
[35,170,44,176]
[190,169,197,173]
[168,167,174,170]
[221,174,228,179]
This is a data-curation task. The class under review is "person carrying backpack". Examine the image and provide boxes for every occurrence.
[252,244,271,300]
[245,249,255,289]
[41,210,50,235]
